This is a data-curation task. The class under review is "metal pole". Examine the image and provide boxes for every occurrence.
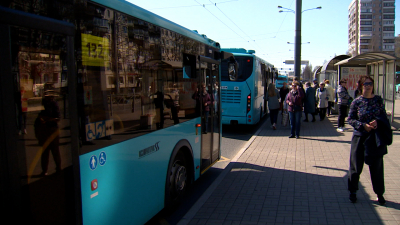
[294,0,302,79]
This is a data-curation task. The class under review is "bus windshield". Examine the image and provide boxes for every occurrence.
[277,76,288,81]
[221,56,253,82]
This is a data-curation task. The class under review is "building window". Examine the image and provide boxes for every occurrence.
[383,26,395,31]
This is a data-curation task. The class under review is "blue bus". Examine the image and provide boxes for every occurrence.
[0,1,236,224]
[275,74,289,89]
[220,48,276,125]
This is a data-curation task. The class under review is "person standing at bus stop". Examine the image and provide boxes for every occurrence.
[347,75,392,205]
[336,78,350,132]
[303,82,316,122]
[266,83,280,130]
[324,79,335,117]
[316,82,329,121]
[286,81,304,138]
[279,82,289,114]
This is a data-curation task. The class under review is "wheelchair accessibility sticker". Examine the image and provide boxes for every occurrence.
[99,151,107,166]
[85,119,114,141]
[89,155,97,170]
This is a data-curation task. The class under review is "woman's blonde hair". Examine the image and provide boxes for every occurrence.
[268,83,276,97]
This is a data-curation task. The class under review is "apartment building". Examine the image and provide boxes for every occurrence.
[348,0,395,56]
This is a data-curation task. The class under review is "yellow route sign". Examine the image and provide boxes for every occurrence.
[81,33,110,66]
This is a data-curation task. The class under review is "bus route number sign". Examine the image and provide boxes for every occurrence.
[81,34,110,67]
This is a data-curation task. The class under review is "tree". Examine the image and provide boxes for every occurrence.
[302,63,313,82]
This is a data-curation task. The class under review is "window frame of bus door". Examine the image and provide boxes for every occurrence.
[0,6,81,224]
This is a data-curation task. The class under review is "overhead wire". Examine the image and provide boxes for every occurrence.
[208,0,259,50]
[149,0,238,10]
[192,0,252,46]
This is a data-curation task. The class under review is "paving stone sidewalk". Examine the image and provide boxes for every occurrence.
[180,108,400,225]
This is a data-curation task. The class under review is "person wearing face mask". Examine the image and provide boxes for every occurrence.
[347,75,392,205]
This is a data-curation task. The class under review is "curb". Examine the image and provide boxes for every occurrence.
[177,118,269,225]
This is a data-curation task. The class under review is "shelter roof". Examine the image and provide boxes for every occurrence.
[321,55,351,72]
[334,52,398,66]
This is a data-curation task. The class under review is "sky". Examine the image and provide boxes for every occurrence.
[127,0,399,71]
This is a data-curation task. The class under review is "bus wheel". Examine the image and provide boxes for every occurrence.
[165,151,188,208]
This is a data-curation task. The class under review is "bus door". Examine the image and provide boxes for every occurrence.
[198,56,220,172]
[262,64,267,115]
[0,7,80,224]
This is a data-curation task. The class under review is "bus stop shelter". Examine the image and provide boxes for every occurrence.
[318,55,351,90]
[334,52,399,122]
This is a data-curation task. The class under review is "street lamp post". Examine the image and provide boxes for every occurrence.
[278,1,321,80]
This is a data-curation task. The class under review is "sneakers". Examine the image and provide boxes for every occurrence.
[349,193,357,203]
[296,136,300,139]
[272,123,276,130]
[288,135,295,138]
[377,195,386,205]
[336,127,344,132]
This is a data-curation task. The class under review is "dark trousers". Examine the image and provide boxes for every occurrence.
[269,108,279,125]
[304,112,315,121]
[337,104,348,127]
[318,108,327,120]
[40,134,61,173]
[348,135,385,195]
[202,110,210,133]
[289,111,301,136]
[327,101,334,115]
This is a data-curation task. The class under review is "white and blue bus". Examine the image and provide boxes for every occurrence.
[0,1,236,224]
[220,48,276,125]
[275,74,289,89]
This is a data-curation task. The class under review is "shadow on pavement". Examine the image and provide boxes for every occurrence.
[191,162,400,224]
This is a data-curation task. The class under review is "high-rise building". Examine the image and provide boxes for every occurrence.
[348,0,395,56]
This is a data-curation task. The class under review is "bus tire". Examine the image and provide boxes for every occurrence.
[165,147,192,209]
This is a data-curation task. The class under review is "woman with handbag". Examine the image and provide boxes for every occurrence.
[316,82,330,121]
[286,81,304,138]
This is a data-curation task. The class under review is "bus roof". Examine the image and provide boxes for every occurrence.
[221,48,274,67]
[92,0,220,48]
[221,48,255,54]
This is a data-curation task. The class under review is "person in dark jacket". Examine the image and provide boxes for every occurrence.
[303,82,316,122]
[286,81,304,139]
[192,83,212,134]
[336,78,351,132]
[347,75,391,205]
[279,82,289,114]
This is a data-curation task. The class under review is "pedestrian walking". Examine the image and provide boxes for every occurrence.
[266,83,280,130]
[303,82,316,122]
[347,75,392,205]
[336,78,351,132]
[286,81,304,138]
[316,82,330,121]
[324,79,335,117]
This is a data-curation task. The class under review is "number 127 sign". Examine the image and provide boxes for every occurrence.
[81,34,110,67]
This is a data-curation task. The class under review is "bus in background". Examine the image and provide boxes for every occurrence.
[275,74,289,89]
[0,1,236,224]
[220,48,276,125]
